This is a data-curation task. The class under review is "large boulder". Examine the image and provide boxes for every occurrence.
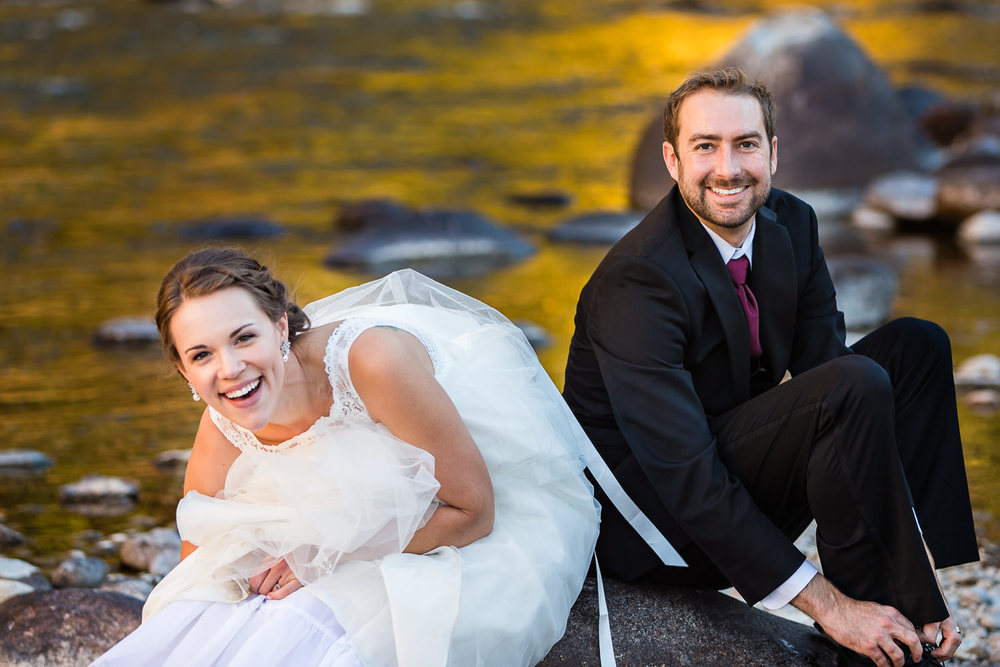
[0,588,142,666]
[630,10,917,211]
[325,200,534,280]
[541,578,837,665]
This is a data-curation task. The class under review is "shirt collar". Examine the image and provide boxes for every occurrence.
[699,219,755,268]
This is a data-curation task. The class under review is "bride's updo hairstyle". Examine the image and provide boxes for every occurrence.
[156,247,311,365]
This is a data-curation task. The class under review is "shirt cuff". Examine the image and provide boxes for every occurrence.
[759,559,818,610]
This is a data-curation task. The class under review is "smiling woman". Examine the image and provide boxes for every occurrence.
[93,248,600,667]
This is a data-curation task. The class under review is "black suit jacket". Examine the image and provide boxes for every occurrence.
[563,186,851,604]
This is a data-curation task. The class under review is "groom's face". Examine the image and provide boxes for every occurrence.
[662,90,778,239]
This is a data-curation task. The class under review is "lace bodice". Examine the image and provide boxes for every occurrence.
[209,317,444,453]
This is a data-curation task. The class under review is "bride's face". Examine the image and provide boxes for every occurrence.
[171,286,289,432]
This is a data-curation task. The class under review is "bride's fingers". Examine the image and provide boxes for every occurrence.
[267,576,302,600]
[248,568,270,594]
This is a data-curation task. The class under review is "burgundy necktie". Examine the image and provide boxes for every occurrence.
[726,255,762,358]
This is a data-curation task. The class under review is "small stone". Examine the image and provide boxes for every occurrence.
[180,216,285,240]
[148,548,181,577]
[100,575,154,601]
[51,551,109,588]
[937,163,1000,220]
[0,555,41,581]
[987,632,1000,665]
[91,540,118,557]
[507,190,574,208]
[850,205,896,231]
[152,448,192,473]
[955,354,1000,389]
[93,316,160,347]
[982,607,1000,631]
[59,474,138,506]
[120,528,181,572]
[548,212,643,244]
[0,524,24,549]
[0,449,54,475]
[958,209,1000,245]
[965,388,1000,412]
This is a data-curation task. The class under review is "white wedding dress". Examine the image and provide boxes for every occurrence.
[94,269,601,667]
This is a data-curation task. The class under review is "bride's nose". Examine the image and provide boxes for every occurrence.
[217,348,246,379]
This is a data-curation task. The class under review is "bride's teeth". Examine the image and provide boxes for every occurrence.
[711,186,745,195]
[226,379,260,399]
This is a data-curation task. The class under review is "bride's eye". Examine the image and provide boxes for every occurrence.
[191,351,209,362]
[237,333,256,344]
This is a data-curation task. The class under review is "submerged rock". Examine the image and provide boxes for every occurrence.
[0,556,50,593]
[152,448,192,474]
[59,475,138,517]
[0,524,25,549]
[325,201,534,279]
[0,449,53,476]
[827,256,897,333]
[507,190,574,209]
[92,316,159,347]
[541,578,837,665]
[179,216,285,240]
[548,212,643,244]
[0,589,142,666]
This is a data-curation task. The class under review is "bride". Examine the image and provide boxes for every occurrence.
[94,247,601,666]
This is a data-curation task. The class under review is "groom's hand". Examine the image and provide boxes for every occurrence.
[793,573,923,667]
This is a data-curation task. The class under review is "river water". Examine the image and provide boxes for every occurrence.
[1,0,999,565]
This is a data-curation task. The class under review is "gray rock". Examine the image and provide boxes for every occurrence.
[955,354,1000,389]
[148,548,181,578]
[92,316,159,347]
[507,191,574,209]
[965,388,1000,413]
[51,551,109,588]
[540,578,837,665]
[0,524,24,549]
[851,205,896,232]
[59,475,138,517]
[827,256,897,332]
[0,556,51,592]
[0,588,142,666]
[152,448,192,473]
[548,212,643,244]
[629,10,917,211]
[958,210,1000,245]
[100,575,154,602]
[119,527,181,572]
[326,201,534,279]
[864,171,939,221]
[0,449,53,476]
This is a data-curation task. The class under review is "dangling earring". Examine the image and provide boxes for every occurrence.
[281,340,291,363]
[188,382,200,402]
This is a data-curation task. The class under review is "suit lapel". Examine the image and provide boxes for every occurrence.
[750,204,796,382]
[675,196,751,403]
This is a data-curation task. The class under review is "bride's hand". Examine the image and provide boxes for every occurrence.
[249,558,302,600]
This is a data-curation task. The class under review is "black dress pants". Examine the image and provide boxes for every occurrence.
[640,318,978,624]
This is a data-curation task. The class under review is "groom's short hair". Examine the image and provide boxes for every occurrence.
[663,67,776,152]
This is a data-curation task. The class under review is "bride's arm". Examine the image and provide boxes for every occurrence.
[349,327,495,553]
[179,409,242,560]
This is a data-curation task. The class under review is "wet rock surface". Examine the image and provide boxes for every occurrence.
[0,589,142,667]
[178,216,285,240]
[119,527,181,576]
[864,171,940,222]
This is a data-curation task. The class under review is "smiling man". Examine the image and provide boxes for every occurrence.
[563,68,978,667]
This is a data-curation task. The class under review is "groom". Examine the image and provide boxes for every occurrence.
[563,67,978,666]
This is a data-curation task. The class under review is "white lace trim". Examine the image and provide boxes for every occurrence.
[323,317,443,425]
[209,318,442,453]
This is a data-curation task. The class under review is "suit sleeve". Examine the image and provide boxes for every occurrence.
[587,256,805,605]
[787,205,851,374]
